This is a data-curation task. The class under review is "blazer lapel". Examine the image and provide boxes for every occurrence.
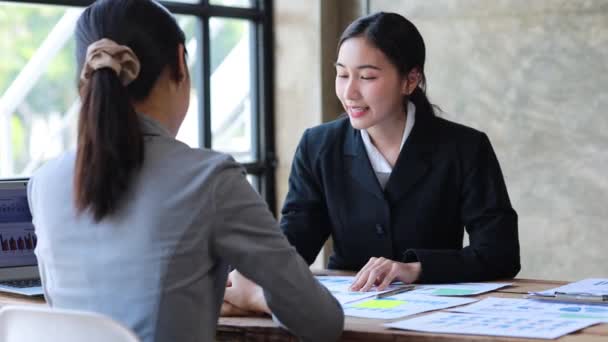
[384,114,435,203]
[343,127,385,200]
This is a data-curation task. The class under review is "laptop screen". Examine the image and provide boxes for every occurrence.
[0,182,37,268]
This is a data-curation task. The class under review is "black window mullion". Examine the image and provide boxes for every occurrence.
[242,162,265,174]
[258,0,276,214]
[200,17,212,148]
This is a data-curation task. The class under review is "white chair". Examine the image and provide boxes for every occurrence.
[0,305,141,342]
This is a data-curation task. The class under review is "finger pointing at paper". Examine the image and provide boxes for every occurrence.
[349,257,421,292]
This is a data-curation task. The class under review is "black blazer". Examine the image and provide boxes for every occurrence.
[280,111,520,283]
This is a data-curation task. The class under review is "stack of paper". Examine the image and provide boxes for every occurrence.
[532,278,608,297]
[374,278,608,339]
[316,276,405,305]
[316,276,510,303]
[528,278,608,303]
[316,276,510,319]
[385,312,600,339]
[409,282,511,296]
[450,297,608,322]
[342,293,477,319]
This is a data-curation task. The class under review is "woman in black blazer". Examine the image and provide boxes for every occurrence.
[280,12,520,290]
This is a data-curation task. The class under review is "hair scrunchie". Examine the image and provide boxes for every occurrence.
[80,38,140,86]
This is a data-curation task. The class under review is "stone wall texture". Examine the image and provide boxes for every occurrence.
[370,0,608,280]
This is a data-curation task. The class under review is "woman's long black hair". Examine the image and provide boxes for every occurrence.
[74,0,185,221]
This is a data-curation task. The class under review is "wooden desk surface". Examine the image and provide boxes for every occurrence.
[1,278,606,341]
[217,278,608,342]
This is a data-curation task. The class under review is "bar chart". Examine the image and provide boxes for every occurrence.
[0,232,37,252]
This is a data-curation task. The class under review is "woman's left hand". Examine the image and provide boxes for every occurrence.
[349,257,421,291]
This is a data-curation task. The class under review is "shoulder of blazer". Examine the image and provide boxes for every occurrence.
[430,115,487,146]
[427,116,496,176]
[301,115,351,160]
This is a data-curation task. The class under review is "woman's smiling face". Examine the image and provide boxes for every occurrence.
[335,36,409,130]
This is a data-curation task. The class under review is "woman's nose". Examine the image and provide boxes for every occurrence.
[344,79,361,100]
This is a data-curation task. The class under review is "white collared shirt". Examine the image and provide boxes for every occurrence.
[360,101,416,189]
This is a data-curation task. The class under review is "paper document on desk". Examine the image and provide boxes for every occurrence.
[343,293,477,319]
[408,282,511,296]
[316,276,406,305]
[385,312,600,339]
[450,297,608,322]
[531,278,608,297]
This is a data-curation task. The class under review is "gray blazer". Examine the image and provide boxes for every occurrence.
[28,115,343,342]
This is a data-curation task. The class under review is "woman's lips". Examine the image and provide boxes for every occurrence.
[349,106,369,118]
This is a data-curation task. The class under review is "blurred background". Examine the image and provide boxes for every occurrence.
[1,0,607,281]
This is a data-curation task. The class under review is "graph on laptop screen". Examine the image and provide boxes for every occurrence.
[0,188,37,268]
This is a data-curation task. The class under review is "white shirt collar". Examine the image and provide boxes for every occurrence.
[360,101,416,173]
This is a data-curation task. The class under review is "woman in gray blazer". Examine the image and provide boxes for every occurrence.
[281,12,520,291]
[27,1,343,341]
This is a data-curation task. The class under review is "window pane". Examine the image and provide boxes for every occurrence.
[246,174,258,193]
[209,0,254,8]
[175,15,202,148]
[0,3,81,178]
[210,18,255,162]
[0,3,201,178]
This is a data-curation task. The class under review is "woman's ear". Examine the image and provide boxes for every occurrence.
[401,68,422,95]
[176,44,188,82]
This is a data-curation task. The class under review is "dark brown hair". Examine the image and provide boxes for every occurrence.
[74,0,185,221]
[339,12,436,117]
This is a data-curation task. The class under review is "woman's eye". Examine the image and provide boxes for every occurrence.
[361,76,376,80]
[337,74,348,78]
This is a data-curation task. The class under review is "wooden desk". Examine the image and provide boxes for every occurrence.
[217,278,608,342]
[1,279,606,341]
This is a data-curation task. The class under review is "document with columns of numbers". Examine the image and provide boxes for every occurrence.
[451,297,608,322]
[385,312,601,339]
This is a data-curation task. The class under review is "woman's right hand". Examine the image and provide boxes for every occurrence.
[349,257,421,291]
[220,300,257,317]
[222,270,271,316]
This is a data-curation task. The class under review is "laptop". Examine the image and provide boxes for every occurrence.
[0,179,43,296]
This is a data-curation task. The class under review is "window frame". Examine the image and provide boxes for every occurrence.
[1,0,277,214]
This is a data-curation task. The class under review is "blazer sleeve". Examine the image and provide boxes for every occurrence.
[210,162,343,342]
[279,130,332,265]
[405,133,521,283]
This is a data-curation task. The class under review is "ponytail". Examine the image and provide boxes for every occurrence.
[409,85,436,117]
[74,68,143,222]
[73,0,186,221]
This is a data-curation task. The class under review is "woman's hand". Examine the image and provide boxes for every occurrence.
[349,257,421,291]
[222,270,271,316]
[220,301,259,317]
